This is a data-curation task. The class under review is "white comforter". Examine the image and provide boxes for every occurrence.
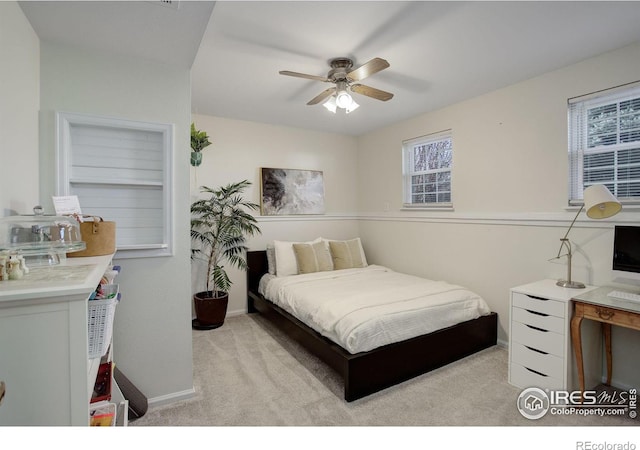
[259,265,491,354]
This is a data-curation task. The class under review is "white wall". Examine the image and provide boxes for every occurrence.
[357,41,640,389]
[190,114,360,315]
[39,42,194,403]
[0,2,39,216]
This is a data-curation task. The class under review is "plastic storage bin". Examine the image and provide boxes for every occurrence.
[87,284,119,359]
[90,401,117,426]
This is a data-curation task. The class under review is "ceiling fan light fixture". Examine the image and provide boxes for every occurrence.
[280,56,393,113]
[335,90,353,109]
[346,99,359,114]
[322,96,337,113]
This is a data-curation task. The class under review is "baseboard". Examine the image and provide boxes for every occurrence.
[226,308,246,318]
[603,377,637,392]
[146,387,196,408]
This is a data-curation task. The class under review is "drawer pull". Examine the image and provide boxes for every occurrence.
[526,295,549,301]
[596,308,615,320]
[525,367,548,377]
[526,309,549,317]
[525,324,548,333]
[525,345,548,355]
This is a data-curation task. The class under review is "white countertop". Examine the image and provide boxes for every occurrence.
[0,254,114,304]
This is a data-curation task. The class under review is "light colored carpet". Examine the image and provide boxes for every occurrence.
[132,314,636,427]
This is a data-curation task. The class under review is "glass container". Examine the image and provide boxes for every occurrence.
[0,206,86,265]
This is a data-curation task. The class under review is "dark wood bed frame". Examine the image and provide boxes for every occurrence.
[246,250,498,402]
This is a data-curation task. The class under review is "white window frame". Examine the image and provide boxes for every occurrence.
[402,129,453,208]
[568,81,640,205]
[56,111,173,258]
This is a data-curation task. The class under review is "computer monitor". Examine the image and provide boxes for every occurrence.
[612,225,640,285]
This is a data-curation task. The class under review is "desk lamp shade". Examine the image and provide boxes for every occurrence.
[584,184,622,219]
[556,184,621,288]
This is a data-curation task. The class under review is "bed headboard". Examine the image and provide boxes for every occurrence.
[247,250,268,294]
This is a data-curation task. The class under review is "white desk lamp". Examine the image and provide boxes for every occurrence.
[555,184,622,288]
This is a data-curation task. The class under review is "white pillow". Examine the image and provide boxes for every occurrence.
[273,238,322,276]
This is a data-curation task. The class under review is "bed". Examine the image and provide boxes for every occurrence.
[246,244,497,402]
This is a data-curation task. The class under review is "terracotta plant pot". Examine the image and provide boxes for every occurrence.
[192,291,228,330]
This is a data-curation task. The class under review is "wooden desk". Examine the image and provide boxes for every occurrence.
[571,287,640,394]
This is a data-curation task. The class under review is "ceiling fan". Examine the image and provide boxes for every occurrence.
[279,57,394,113]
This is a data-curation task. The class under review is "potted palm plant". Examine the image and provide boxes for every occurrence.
[190,122,211,167]
[190,180,261,329]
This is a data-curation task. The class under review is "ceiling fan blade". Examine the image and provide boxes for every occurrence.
[351,84,394,101]
[347,57,390,82]
[279,70,330,83]
[307,87,336,105]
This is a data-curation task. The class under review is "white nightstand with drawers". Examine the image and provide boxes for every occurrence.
[508,280,602,391]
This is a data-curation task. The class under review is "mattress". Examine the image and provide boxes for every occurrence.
[258,265,491,354]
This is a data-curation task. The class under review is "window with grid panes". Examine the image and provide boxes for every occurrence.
[403,130,452,206]
[568,82,640,204]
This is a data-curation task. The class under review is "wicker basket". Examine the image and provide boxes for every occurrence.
[88,284,119,359]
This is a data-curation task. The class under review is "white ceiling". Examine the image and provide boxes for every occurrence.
[19,1,640,136]
[19,0,215,67]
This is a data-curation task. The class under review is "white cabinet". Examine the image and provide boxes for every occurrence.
[0,255,118,425]
[508,280,602,391]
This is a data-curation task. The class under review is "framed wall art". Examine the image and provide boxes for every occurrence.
[260,168,325,215]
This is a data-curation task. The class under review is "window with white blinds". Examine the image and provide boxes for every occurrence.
[568,82,640,205]
[56,112,173,258]
[402,130,453,207]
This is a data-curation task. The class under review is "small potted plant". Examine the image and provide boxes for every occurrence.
[190,180,261,329]
[190,122,211,167]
